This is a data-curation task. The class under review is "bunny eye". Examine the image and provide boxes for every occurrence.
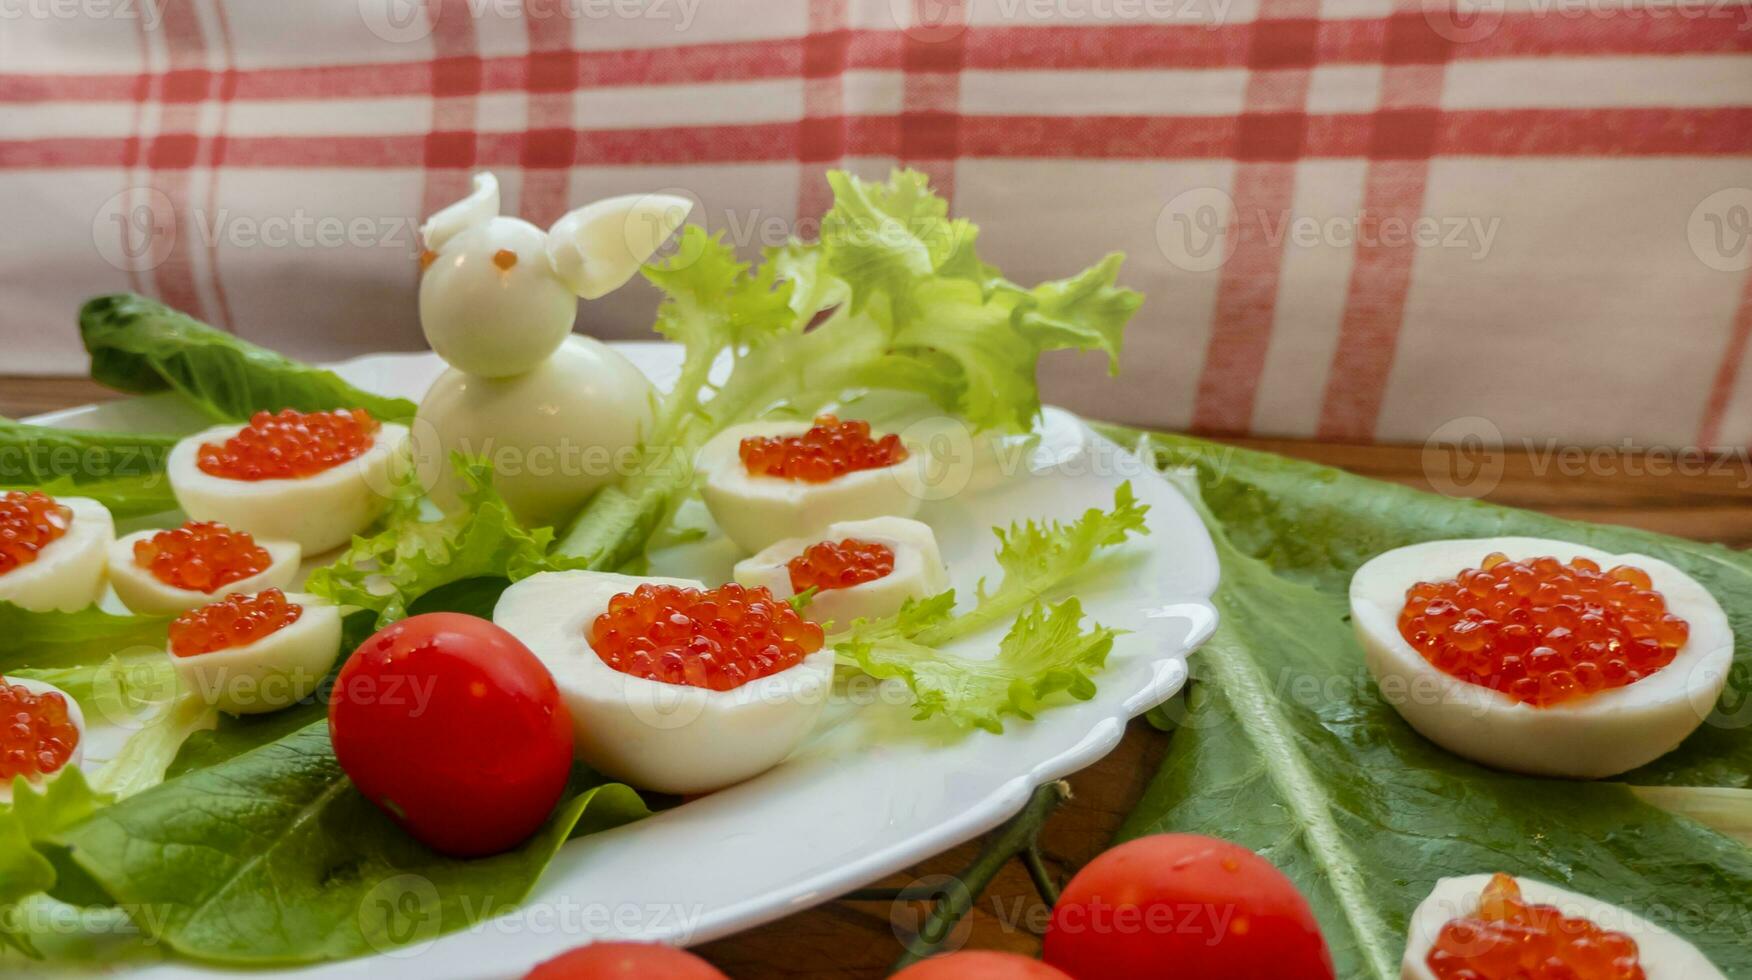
[419,249,438,271]
[492,249,518,271]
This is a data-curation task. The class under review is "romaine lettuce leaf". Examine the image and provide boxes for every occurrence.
[555,169,1142,571]
[0,603,170,674]
[60,724,648,965]
[79,294,416,423]
[0,418,178,517]
[835,484,1148,731]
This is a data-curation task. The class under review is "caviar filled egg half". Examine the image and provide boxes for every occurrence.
[108,521,300,616]
[1403,873,1723,980]
[0,675,85,803]
[732,516,949,630]
[168,408,410,555]
[493,571,835,795]
[0,491,113,613]
[696,415,930,554]
[1350,536,1733,778]
[168,590,343,715]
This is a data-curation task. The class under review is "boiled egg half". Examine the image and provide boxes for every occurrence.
[494,570,835,794]
[168,409,410,555]
[1350,536,1733,778]
[0,492,113,613]
[733,516,949,630]
[109,522,300,615]
[697,416,930,554]
[0,675,85,803]
[1403,873,1723,979]
[168,589,343,715]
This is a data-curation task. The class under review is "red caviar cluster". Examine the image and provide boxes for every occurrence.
[1399,553,1688,707]
[589,583,824,692]
[0,491,71,576]
[1427,874,1644,980]
[0,682,79,783]
[788,538,896,594]
[739,415,908,483]
[197,408,379,481]
[169,588,303,657]
[135,521,272,593]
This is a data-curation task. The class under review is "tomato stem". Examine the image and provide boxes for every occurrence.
[891,779,1071,970]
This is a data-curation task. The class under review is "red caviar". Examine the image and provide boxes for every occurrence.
[134,521,273,593]
[169,589,303,657]
[0,682,79,783]
[739,415,908,483]
[1426,874,1644,980]
[1399,553,1687,707]
[588,583,824,692]
[788,538,895,594]
[197,408,379,481]
[0,491,72,576]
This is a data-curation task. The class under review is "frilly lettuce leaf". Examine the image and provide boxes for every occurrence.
[556,168,1143,569]
[306,456,564,626]
[78,294,417,423]
[835,483,1149,732]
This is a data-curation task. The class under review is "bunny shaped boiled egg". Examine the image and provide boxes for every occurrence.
[417,173,692,378]
[413,174,692,525]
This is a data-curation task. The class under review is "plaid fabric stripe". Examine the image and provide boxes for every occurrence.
[3,0,1750,451]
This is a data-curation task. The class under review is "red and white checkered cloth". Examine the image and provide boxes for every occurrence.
[3,0,1751,448]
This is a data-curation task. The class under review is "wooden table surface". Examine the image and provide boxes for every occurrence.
[7,375,1752,979]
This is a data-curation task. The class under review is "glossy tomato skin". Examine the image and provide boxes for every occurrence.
[330,612,574,857]
[892,951,1072,979]
[524,942,727,979]
[1043,834,1335,980]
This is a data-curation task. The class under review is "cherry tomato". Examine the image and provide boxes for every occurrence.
[525,942,726,979]
[1043,834,1335,980]
[330,612,574,857]
[892,950,1072,978]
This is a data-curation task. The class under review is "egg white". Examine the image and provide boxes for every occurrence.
[418,214,578,379]
[493,570,835,795]
[0,675,86,803]
[733,516,950,631]
[167,421,410,555]
[1351,536,1734,779]
[1402,874,1725,980]
[696,420,929,554]
[107,527,301,616]
[0,497,113,613]
[169,592,343,716]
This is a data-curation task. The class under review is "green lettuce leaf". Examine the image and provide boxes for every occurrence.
[0,603,170,674]
[835,484,1148,731]
[0,418,178,517]
[306,457,562,626]
[79,294,416,423]
[0,770,104,955]
[60,724,648,965]
[1106,428,1752,978]
[555,168,1142,571]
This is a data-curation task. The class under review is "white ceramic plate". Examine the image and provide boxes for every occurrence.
[24,344,1219,980]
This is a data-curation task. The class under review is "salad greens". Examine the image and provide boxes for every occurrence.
[0,418,178,517]
[837,484,1149,731]
[79,293,417,423]
[556,169,1139,571]
[60,725,648,965]
[0,603,170,674]
[1106,428,1752,978]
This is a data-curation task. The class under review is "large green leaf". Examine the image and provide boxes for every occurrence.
[1107,428,1752,978]
[0,418,178,517]
[79,294,416,423]
[0,603,170,674]
[62,724,648,965]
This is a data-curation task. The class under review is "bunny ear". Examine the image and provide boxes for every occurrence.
[546,193,693,299]
[420,172,500,250]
